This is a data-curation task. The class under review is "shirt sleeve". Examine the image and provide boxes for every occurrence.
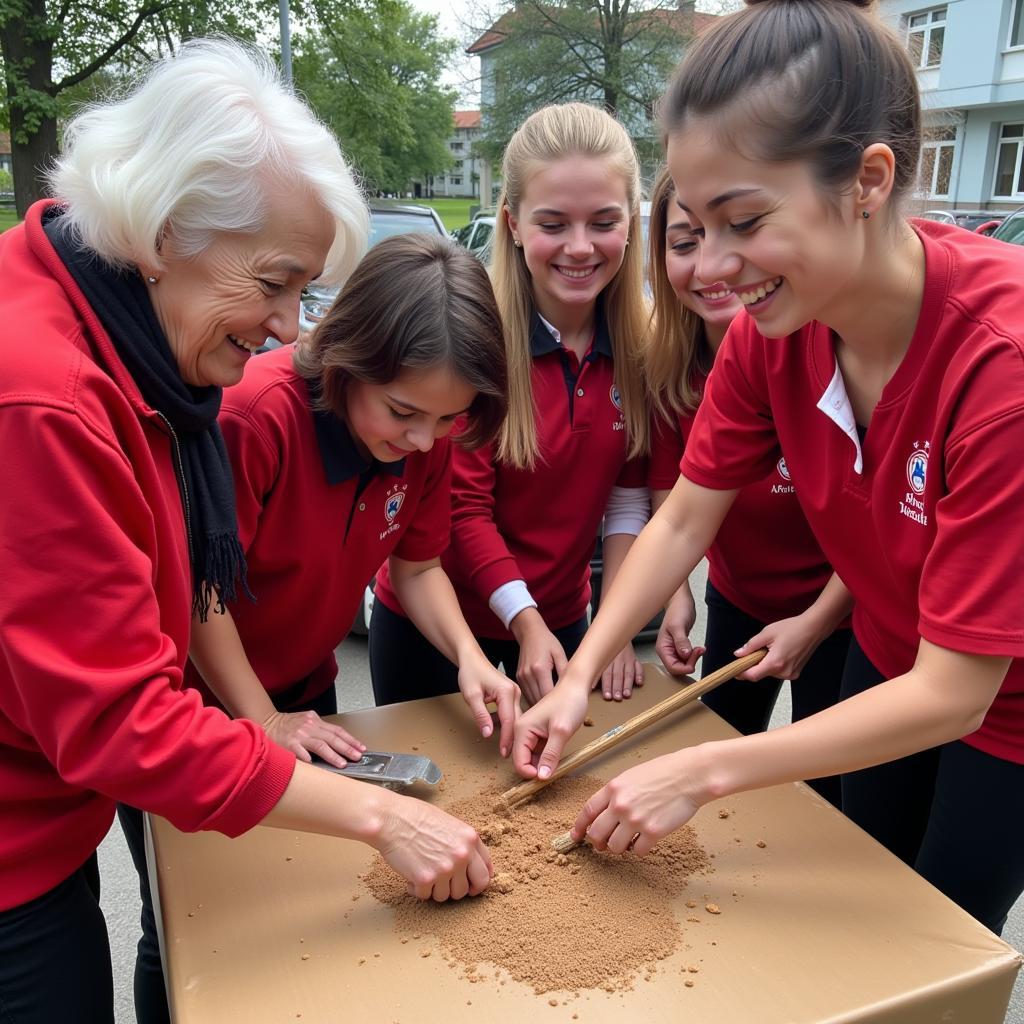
[0,403,294,837]
[448,440,526,601]
[648,412,685,491]
[680,326,781,491]
[919,375,1024,658]
[603,485,650,537]
[394,438,453,562]
[218,405,280,552]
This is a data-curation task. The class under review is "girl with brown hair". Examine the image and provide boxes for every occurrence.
[370,102,651,707]
[513,0,1024,935]
[645,165,850,804]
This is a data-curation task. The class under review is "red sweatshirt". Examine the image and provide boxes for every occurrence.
[0,202,295,910]
[682,220,1024,763]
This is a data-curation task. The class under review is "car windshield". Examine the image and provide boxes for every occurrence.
[994,214,1024,245]
[369,211,441,245]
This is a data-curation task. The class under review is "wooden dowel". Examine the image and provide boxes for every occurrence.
[497,650,766,812]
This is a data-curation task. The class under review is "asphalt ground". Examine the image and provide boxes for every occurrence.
[96,560,1023,1022]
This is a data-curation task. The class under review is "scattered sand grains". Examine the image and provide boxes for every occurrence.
[363,775,711,995]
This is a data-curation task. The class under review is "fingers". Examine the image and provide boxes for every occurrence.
[534,728,570,781]
[552,645,569,680]
[628,659,644,694]
[467,850,492,896]
[493,685,520,759]
[571,786,609,843]
[512,723,543,779]
[465,690,495,741]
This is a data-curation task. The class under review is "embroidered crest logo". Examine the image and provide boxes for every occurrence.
[609,384,622,411]
[906,441,929,496]
[777,457,791,481]
[385,491,405,523]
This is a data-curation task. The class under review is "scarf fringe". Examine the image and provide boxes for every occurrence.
[193,533,254,623]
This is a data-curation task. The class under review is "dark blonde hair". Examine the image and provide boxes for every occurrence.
[491,102,649,468]
[660,0,920,212]
[294,233,507,449]
[644,167,710,419]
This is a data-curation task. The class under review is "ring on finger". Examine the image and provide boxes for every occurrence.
[626,832,641,852]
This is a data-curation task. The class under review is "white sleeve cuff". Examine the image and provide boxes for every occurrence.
[488,580,538,630]
[603,485,651,537]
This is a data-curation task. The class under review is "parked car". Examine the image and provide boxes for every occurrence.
[919,209,1006,235]
[989,205,1024,246]
[451,214,496,263]
[298,204,447,334]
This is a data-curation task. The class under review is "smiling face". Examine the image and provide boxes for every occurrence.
[505,155,631,323]
[148,184,335,388]
[666,122,866,339]
[663,200,744,338]
[344,365,477,463]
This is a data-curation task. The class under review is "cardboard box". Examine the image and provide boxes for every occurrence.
[149,668,1022,1023]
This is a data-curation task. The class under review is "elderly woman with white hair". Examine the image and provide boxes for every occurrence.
[0,40,494,1024]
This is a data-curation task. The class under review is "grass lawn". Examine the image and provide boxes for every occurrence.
[375,196,480,232]
[0,210,21,233]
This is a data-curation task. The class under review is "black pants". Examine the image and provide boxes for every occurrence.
[0,853,114,1023]
[119,683,339,1024]
[700,581,850,807]
[369,600,588,705]
[840,637,1024,936]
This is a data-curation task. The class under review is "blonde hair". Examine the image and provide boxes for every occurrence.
[491,102,649,468]
[48,38,367,288]
[644,166,710,419]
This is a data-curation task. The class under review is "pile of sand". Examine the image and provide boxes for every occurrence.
[362,775,712,995]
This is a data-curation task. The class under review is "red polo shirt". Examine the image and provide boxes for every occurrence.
[681,220,1024,763]
[185,346,452,706]
[376,313,646,638]
[649,371,835,624]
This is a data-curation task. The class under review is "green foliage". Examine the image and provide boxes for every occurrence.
[293,0,457,194]
[0,167,12,189]
[478,0,688,163]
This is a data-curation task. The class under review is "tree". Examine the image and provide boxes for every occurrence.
[0,0,273,217]
[473,0,699,166]
[292,0,457,195]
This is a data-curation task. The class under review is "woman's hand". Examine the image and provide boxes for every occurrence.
[510,610,569,706]
[457,655,521,758]
[599,642,644,701]
[570,750,706,855]
[261,710,366,768]
[734,614,828,682]
[511,677,590,779]
[655,586,704,677]
[375,795,493,901]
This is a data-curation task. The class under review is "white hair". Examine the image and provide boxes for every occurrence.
[47,38,368,287]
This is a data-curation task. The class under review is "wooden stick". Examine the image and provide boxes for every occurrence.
[497,650,766,813]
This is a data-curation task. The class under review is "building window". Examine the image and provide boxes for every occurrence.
[451,177,462,186]
[919,125,956,198]
[1011,0,1024,47]
[995,123,1024,197]
[451,141,464,152]
[905,6,946,68]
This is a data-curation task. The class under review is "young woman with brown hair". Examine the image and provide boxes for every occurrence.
[513,0,1024,935]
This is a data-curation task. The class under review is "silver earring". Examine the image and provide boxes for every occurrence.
[513,239,522,248]
[146,275,158,284]
[861,211,870,220]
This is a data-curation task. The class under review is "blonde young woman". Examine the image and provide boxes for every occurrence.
[370,102,651,707]
[645,167,850,805]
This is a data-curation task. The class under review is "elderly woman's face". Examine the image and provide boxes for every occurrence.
[149,187,335,388]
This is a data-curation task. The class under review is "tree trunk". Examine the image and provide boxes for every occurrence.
[0,0,57,217]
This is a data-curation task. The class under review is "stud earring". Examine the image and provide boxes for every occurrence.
[513,239,522,248]
[146,275,158,284]
[861,210,870,220]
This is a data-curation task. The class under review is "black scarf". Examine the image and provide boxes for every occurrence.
[45,212,250,622]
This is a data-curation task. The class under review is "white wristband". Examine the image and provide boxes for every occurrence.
[488,579,538,630]
[603,485,651,537]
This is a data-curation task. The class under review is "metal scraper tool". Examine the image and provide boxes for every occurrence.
[317,751,442,790]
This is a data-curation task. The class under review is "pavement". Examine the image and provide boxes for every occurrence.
[97,561,1023,1022]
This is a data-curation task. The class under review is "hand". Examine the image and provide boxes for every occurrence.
[599,642,644,701]
[511,612,568,706]
[457,655,521,758]
[571,750,705,855]
[376,794,493,901]
[261,709,365,768]
[655,588,704,677]
[511,677,590,780]
[734,614,827,681]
